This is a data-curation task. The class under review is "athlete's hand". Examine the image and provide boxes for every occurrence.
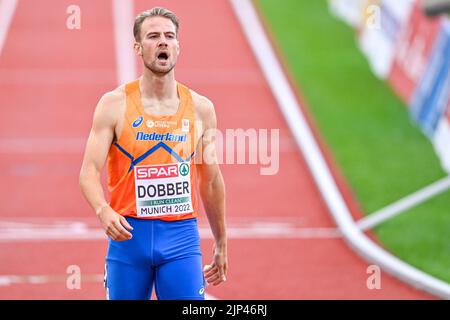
[96,205,133,241]
[203,243,228,286]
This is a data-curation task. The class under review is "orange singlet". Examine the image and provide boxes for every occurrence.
[107,80,199,221]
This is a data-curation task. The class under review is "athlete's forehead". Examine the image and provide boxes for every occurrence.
[141,16,177,37]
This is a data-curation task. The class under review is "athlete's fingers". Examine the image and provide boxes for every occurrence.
[211,265,226,285]
[213,252,227,281]
[107,223,128,241]
[112,232,128,241]
[106,228,120,241]
[203,264,212,272]
[206,276,220,286]
[203,263,216,273]
[112,220,132,239]
[205,273,220,284]
[205,269,222,284]
[206,272,224,286]
[212,276,225,286]
[204,266,218,278]
[203,265,218,278]
[120,216,134,231]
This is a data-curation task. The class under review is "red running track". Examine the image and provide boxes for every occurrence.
[0,0,432,299]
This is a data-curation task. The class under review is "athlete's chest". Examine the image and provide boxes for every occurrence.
[115,97,188,140]
[140,96,180,117]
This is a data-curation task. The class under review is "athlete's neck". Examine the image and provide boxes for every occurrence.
[139,70,177,101]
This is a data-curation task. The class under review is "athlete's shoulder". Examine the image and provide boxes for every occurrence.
[98,85,126,108]
[92,85,126,127]
[189,88,216,123]
[189,89,217,129]
[189,89,214,109]
[95,85,126,116]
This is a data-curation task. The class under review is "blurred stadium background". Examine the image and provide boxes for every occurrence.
[0,0,448,299]
[258,0,450,287]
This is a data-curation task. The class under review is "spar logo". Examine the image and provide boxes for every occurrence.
[179,163,189,176]
[136,164,179,180]
[132,116,143,128]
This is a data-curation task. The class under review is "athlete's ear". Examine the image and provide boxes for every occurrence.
[134,42,143,56]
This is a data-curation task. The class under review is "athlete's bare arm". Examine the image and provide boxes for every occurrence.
[79,88,133,241]
[193,92,228,286]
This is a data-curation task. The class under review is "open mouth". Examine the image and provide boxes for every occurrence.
[157,52,169,61]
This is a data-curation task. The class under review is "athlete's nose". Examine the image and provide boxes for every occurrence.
[158,37,169,47]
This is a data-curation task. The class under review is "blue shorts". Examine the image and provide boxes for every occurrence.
[104,217,205,300]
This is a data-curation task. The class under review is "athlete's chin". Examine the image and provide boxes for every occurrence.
[145,62,176,75]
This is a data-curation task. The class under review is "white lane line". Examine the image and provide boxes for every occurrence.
[112,0,137,85]
[205,293,218,300]
[0,273,220,299]
[0,0,18,56]
[0,274,103,287]
[230,0,450,299]
[0,138,85,153]
[200,226,340,239]
[358,176,450,231]
[0,219,340,242]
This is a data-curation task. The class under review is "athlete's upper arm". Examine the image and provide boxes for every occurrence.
[80,92,121,175]
[193,94,220,182]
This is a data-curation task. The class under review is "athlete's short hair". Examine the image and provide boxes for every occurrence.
[133,7,180,42]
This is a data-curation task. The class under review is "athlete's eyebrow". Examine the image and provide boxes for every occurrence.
[146,31,176,36]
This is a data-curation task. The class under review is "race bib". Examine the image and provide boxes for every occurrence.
[134,162,193,217]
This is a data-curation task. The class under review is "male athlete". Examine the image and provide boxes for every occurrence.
[79,7,227,300]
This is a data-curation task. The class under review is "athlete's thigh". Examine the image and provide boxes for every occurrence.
[105,258,154,300]
[105,218,154,300]
[155,255,205,300]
